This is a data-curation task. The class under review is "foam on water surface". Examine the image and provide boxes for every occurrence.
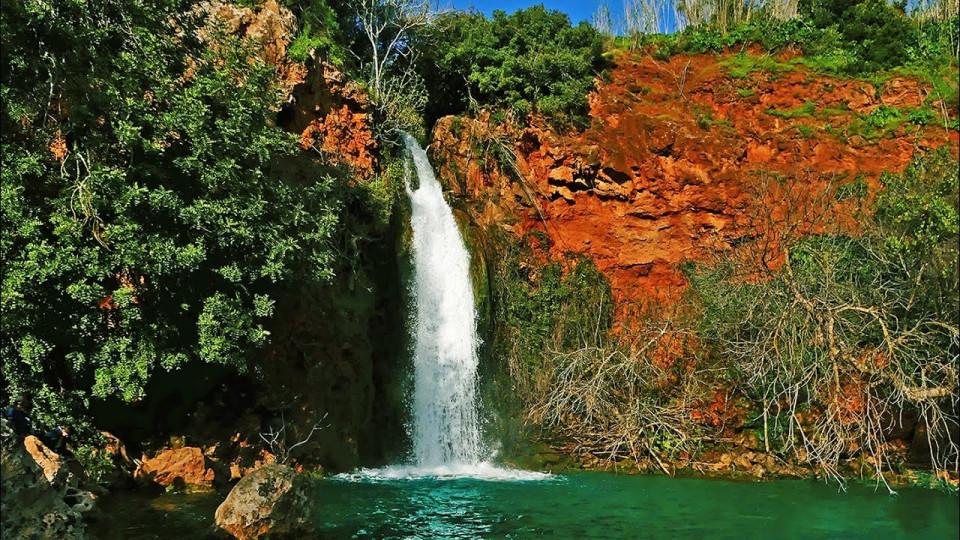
[334,463,552,482]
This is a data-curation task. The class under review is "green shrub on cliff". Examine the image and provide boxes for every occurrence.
[802,0,918,71]
[0,1,344,427]
[488,230,614,396]
[285,0,348,64]
[418,6,605,128]
[872,147,959,319]
[635,1,957,77]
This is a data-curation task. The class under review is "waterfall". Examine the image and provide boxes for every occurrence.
[336,134,548,481]
[402,132,484,467]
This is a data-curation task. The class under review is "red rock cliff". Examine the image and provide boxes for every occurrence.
[431,50,959,309]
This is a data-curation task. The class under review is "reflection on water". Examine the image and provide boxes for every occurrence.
[92,472,959,540]
[400,484,492,538]
[89,490,222,539]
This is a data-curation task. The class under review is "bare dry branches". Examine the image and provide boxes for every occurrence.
[694,170,959,490]
[259,412,329,465]
[353,0,434,135]
[525,311,711,468]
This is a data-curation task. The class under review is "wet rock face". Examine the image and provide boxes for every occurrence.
[135,446,217,491]
[0,420,90,539]
[214,464,316,540]
[431,51,959,308]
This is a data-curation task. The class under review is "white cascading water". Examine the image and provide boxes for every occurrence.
[402,132,484,467]
[337,134,547,481]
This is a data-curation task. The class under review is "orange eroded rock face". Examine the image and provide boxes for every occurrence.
[201,0,378,178]
[201,0,303,97]
[299,104,377,178]
[286,59,377,179]
[431,51,959,309]
[136,446,216,490]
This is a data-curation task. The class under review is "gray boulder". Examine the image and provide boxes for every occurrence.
[1,419,90,539]
[214,464,317,539]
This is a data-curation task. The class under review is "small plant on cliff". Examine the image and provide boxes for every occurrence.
[693,106,715,130]
[907,107,937,126]
[767,101,817,119]
[721,53,795,79]
[865,104,905,129]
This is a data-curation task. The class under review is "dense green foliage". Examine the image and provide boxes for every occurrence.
[284,0,349,64]
[0,0,348,429]
[634,0,958,75]
[418,6,605,127]
[872,147,959,319]
[802,0,952,71]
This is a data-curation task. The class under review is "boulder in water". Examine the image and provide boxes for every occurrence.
[214,464,316,539]
[135,446,217,491]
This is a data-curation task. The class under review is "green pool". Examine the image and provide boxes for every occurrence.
[93,471,958,539]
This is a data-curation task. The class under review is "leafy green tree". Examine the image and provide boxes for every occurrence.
[800,0,925,71]
[1,0,341,428]
[872,147,959,324]
[418,6,604,127]
[284,0,350,64]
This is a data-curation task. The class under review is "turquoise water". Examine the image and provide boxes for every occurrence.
[92,472,959,539]
[319,473,958,539]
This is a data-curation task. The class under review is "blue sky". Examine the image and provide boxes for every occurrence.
[447,0,932,23]
[448,1,596,23]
